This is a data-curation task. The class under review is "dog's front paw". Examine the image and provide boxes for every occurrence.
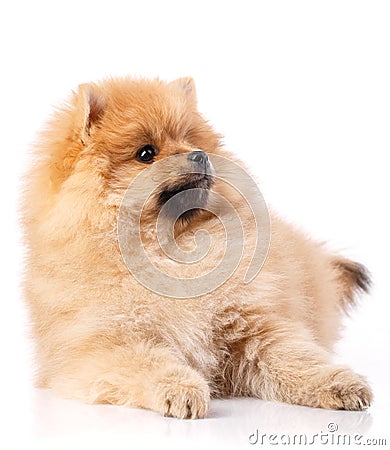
[155,367,210,419]
[313,367,372,411]
[159,383,210,419]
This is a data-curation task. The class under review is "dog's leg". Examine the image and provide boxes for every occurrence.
[232,319,372,410]
[48,341,210,419]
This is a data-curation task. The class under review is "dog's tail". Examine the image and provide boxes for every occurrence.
[333,258,372,313]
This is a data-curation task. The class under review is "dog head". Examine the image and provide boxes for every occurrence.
[41,77,222,230]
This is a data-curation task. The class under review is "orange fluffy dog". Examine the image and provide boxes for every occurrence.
[22,77,372,419]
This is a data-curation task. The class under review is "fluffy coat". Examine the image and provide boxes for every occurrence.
[22,77,372,418]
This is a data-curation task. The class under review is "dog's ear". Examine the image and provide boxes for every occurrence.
[169,77,197,104]
[46,84,106,190]
[76,83,106,144]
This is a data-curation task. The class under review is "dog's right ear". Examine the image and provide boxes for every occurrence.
[75,83,106,144]
[46,84,106,190]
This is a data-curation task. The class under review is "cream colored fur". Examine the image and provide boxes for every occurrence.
[22,77,372,419]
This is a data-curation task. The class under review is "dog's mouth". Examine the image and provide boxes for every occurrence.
[158,173,214,221]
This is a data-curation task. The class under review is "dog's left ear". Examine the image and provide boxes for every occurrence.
[76,83,106,144]
[169,77,197,105]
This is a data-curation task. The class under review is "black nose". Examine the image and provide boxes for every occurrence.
[188,150,208,165]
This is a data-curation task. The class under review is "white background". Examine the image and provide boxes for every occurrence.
[1,1,389,449]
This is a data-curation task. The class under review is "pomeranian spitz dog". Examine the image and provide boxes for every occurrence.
[22,77,372,419]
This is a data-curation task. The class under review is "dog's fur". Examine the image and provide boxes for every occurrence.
[22,77,372,419]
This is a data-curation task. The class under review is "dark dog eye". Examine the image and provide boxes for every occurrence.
[136,145,157,163]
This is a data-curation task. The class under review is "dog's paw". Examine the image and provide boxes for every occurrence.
[159,383,210,419]
[155,367,210,419]
[313,367,372,411]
